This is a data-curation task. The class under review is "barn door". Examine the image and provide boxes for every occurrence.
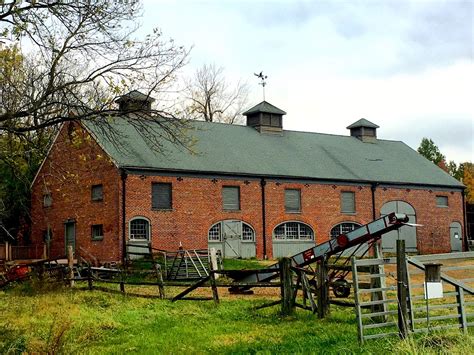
[222,220,242,258]
[381,201,417,252]
[64,220,76,254]
[450,222,462,252]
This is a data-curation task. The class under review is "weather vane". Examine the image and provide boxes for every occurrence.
[254,71,268,101]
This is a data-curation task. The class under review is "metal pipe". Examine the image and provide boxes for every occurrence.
[121,169,127,264]
[462,190,468,252]
[260,178,267,259]
[371,183,378,220]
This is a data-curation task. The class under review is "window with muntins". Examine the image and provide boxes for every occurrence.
[285,189,301,212]
[130,218,149,240]
[330,222,361,239]
[207,221,255,242]
[436,196,448,207]
[91,184,103,201]
[152,183,172,210]
[341,191,355,214]
[91,224,104,240]
[222,186,240,211]
[273,222,314,241]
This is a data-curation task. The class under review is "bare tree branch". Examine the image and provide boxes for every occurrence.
[182,64,249,124]
[0,0,191,152]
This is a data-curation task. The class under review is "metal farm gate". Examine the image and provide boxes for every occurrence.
[352,250,474,344]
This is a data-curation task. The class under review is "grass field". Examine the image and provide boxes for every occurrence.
[0,258,473,354]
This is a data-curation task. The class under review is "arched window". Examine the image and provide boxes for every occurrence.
[129,217,150,241]
[208,220,255,242]
[273,222,314,241]
[330,222,361,239]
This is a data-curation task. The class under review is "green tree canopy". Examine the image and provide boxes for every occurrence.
[417,138,446,165]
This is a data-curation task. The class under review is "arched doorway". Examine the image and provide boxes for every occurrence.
[272,221,315,258]
[380,201,417,252]
[208,220,256,258]
[450,221,462,252]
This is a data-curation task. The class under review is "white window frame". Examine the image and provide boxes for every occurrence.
[207,220,256,243]
[330,222,361,239]
[129,216,151,241]
[272,221,314,241]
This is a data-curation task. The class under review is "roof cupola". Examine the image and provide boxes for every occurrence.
[242,101,286,134]
[347,118,379,143]
[115,90,155,113]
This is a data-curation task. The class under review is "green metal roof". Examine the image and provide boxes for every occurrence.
[242,101,287,116]
[84,118,464,188]
[347,118,379,129]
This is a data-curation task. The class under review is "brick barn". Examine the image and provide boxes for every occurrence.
[30,92,466,262]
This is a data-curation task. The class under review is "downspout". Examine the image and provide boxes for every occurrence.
[371,183,379,257]
[462,190,468,252]
[371,183,378,220]
[260,178,267,259]
[121,170,128,264]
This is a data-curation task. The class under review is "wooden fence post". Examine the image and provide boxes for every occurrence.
[43,243,47,259]
[67,245,74,287]
[396,239,408,339]
[5,241,9,261]
[209,261,219,304]
[317,258,330,319]
[155,264,166,299]
[120,270,125,293]
[280,257,294,316]
[88,264,93,290]
[209,248,219,280]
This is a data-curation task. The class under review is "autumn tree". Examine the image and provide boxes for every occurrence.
[417,138,446,166]
[463,163,474,204]
[183,64,249,124]
[0,0,190,149]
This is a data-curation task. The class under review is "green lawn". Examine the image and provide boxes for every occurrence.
[0,280,472,354]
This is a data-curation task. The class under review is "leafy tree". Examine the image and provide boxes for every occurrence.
[183,64,249,124]
[0,130,54,241]
[417,138,446,165]
[0,0,190,150]
[447,161,464,181]
[463,163,474,204]
[0,1,191,240]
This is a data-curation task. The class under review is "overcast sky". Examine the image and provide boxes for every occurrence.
[141,0,473,164]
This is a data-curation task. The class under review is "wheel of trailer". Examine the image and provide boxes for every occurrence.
[332,278,351,298]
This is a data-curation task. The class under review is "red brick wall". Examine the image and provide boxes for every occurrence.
[30,122,121,262]
[125,174,464,258]
[375,187,463,254]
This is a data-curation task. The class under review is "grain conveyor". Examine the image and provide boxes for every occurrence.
[228,212,411,293]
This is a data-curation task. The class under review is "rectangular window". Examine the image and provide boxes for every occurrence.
[285,189,301,212]
[91,224,103,240]
[222,186,240,211]
[152,183,172,210]
[91,184,103,201]
[341,191,356,214]
[436,196,448,207]
[43,193,52,207]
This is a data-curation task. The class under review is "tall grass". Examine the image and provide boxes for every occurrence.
[0,280,472,354]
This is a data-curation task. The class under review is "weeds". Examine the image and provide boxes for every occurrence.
[0,281,472,354]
